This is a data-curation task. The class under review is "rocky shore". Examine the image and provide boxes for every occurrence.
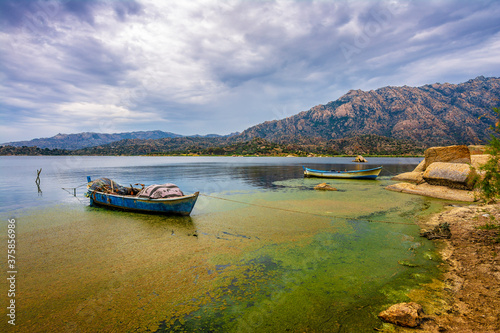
[416,204,499,332]
[378,206,500,333]
[380,145,500,332]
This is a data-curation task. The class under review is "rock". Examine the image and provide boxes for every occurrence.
[471,154,491,170]
[468,145,487,155]
[353,155,367,163]
[423,162,477,190]
[421,222,452,239]
[424,145,471,169]
[391,171,424,183]
[398,260,419,267]
[413,159,426,172]
[314,183,337,191]
[385,183,476,202]
[378,302,425,328]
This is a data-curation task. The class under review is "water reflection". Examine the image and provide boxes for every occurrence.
[84,205,197,234]
[36,180,43,196]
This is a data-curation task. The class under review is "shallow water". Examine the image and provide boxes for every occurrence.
[0,156,448,332]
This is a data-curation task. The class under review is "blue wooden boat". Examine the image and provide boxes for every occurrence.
[86,177,199,216]
[303,166,382,179]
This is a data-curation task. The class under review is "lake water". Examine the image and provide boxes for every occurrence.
[0,156,448,332]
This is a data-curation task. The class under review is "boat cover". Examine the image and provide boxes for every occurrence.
[137,184,184,199]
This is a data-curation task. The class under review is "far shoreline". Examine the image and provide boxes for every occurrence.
[0,153,425,158]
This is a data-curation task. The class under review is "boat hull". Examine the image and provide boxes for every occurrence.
[303,166,382,179]
[89,191,199,216]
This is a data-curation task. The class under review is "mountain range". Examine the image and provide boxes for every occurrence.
[238,76,500,146]
[2,76,500,155]
[2,130,210,150]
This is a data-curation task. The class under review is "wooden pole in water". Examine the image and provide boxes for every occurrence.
[35,168,42,184]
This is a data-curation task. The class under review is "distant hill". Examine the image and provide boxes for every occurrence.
[2,130,183,150]
[74,137,227,155]
[238,76,500,146]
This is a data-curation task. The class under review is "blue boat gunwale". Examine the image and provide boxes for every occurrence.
[88,190,199,202]
[302,166,383,173]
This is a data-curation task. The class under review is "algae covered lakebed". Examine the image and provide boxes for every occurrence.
[0,156,448,332]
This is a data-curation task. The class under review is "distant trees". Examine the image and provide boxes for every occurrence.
[0,145,70,155]
[1,134,427,157]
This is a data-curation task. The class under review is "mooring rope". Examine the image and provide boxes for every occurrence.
[62,183,416,225]
[61,182,89,197]
[381,167,400,177]
[200,193,415,226]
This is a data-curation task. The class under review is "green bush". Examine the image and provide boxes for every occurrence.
[476,107,500,202]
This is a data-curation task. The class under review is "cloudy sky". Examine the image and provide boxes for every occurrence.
[1,0,500,142]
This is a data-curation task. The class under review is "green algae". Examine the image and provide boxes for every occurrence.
[153,179,446,332]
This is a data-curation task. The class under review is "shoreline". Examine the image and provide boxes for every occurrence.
[400,203,500,332]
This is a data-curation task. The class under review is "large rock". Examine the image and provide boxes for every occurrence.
[385,183,476,202]
[353,155,367,163]
[468,145,487,155]
[413,159,426,172]
[391,171,424,183]
[423,162,477,190]
[424,145,471,169]
[378,302,424,328]
[471,154,491,170]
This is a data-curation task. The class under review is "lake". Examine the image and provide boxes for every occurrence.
[0,156,447,332]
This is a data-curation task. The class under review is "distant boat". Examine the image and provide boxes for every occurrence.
[86,177,199,216]
[302,166,382,179]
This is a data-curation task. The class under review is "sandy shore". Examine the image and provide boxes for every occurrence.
[409,204,500,332]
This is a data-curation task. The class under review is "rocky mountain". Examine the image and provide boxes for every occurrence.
[2,130,182,150]
[238,76,500,146]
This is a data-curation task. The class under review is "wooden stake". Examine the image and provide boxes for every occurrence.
[35,168,42,184]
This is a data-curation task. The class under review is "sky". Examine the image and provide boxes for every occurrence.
[1,0,500,143]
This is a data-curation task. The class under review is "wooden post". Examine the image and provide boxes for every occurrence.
[35,168,42,184]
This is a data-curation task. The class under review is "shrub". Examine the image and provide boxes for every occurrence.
[476,107,500,202]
